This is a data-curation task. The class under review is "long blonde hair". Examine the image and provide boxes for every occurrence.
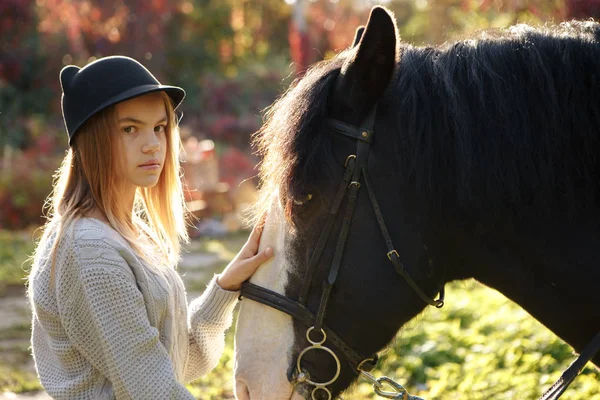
[32,92,190,285]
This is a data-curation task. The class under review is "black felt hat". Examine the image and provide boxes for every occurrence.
[60,56,185,146]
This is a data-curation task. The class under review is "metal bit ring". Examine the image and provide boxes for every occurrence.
[311,386,332,400]
[296,327,341,388]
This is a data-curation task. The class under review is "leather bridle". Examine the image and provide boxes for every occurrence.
[241,106,444,400]
[239,106,600,400]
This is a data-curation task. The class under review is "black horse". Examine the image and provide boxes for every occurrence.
[234,7,600,400]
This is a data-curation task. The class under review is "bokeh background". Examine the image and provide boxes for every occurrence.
[1,0,599,399]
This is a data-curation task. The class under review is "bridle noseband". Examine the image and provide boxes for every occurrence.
[241,105,444,400]
[239,106,600,400]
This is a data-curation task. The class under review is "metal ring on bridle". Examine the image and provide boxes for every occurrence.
[296,327,342,388]
[356,357,376,372]
[296,345,341,387]
[306,326,327,345]
[311,386,332,400]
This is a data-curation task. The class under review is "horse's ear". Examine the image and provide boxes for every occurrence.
[334,6,398,120]
[351,26,365,47]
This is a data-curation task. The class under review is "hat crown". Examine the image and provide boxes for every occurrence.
[60,56,185,145]
[63,56,160,97]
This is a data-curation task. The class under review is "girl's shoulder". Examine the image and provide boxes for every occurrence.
[38,217,133,267]
[71,217,124,245]
[36,217,167,283]
[29,218,137,297]
[69,218,136,260]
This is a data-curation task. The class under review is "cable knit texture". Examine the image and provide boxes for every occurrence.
[28,218,240,399]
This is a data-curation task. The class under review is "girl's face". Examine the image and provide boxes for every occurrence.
[114,92,168,193]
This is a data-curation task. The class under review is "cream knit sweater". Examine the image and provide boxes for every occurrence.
[28,218,240,399]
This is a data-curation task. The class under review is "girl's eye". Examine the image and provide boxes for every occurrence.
[154,125,166,133]
[123,126,137,134]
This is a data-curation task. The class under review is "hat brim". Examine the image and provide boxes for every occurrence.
[69,84,185,144]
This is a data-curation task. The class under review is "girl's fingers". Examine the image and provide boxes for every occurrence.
[217,247,273,291]
[218,216,272,291]
[243,223,265,255]
[242,247,273,273]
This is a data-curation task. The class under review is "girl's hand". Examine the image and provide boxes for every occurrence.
[216,223,273,291]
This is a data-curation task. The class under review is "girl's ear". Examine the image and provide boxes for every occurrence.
[333,7,398,121]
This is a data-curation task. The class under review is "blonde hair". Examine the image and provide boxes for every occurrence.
[31,92,190,286]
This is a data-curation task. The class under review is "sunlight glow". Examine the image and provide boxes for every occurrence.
[415,0,428,11]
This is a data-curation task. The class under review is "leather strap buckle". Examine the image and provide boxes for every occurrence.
[387,250,400,261]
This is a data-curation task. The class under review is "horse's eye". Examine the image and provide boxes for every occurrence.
[293,193,313,206]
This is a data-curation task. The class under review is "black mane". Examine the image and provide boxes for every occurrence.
[253,56,345,220]
[254,20,600,222]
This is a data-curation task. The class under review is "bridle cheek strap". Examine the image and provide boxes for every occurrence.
[297,155,357,306]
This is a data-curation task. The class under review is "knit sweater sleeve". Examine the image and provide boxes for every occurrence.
[57,239,196,400]
[183,275,239,383]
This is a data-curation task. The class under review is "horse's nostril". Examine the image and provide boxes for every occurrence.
[235,380,251,400]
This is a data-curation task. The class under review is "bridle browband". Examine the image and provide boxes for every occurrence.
[240,106,600,400]
[241,105,443,400]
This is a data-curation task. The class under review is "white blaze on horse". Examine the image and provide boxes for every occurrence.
[235,193,300,399]
[234,6,600,400]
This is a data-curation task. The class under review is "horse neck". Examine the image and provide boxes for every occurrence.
[439,215,600,366]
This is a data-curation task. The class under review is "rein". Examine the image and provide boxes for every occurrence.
[539,332,600,400]
[240,106,599,400]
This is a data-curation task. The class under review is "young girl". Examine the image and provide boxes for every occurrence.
[27,56,272,399]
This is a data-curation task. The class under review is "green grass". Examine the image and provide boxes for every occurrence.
[0,230,35,296]
[186,328,237,399]
[189,232,249,261]
[0,322,30,341]
[0,365,43,394]
[0,322,42,394]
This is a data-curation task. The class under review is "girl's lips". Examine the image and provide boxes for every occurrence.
[139,158,161,169]
[139,158,160,166]
[139,164,160,170]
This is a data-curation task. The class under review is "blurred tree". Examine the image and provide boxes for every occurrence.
[309,0,367,55]
[0,0,51,149]
[164,0,235,109]
[15,0,292,140]
[289,0,310,75]
[36,0,170,82]
[566,0,600,18]
[383,0,568,45]
[164,0,290,108]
